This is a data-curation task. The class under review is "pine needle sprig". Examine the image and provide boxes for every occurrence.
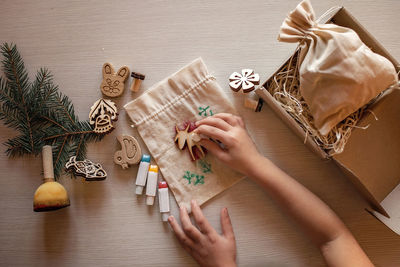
[0,43,105,178]
[1,43,35,153]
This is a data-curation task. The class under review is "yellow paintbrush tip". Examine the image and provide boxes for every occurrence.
[33,181,70,212]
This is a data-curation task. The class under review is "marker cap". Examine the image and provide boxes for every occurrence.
[158,181,168,188]
[162,213,170,222]
[136,185,144,195]
[149,165,158,173]
[146,196,155,205]
[141,154,151,163]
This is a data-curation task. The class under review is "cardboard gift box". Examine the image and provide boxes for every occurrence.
[255,6,400,233]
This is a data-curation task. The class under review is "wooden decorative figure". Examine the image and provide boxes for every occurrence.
[114,135,142,169]
[89,98,118,134]
[100,62,130,97]
[229,69,260,93]
[175,124,205,161]
[65,156,107,181]
[33,146,70,212]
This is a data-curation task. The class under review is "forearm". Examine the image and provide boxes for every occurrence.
[195,114,372,266]
[247,156,349,247]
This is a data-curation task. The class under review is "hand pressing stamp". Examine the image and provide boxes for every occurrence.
[89,98,118,134]
[114,135,142,169]
[100,62,130,97]
[175,122,205,161]
[229,69,260,93]
[65,156,107,181]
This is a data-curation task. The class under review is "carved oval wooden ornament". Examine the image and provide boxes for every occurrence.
[65,156,107,181]
[114,135,142,169]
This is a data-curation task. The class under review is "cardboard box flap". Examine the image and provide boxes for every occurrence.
[333,90,400,212]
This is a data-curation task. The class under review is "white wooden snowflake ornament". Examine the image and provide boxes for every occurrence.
[229,69,260,93]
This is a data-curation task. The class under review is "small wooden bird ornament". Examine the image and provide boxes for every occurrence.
[114,135,142,169]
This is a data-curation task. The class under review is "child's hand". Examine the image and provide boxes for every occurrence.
[195,113,262,177]
[168,200,236,267]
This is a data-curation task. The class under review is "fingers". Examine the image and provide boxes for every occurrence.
[191,200,216,235]
[220,208,235,240]
[195,125,233,146]
[198,139,229,162]
[180,205,203,241]
[168,215,196,249]
[196,117,232,131]
[210,113,244,127]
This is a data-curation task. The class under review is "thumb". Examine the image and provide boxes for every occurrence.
[220,208,235,240]
[199,139,229,163]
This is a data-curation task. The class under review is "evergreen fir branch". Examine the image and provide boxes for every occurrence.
[1,43,34,152]
[4,134,36,156]
[0,43,106,179]
[42,130,97,141]
[0,105,24,131]
[0,79,25,131]
[41,115,69,132]
[31,81,58,119]
[29,68,52,110]
[49,92,77,126]
[55,136,68,167]
[75,135,85,160]
[1,44,30,99]
[0,77,24,112]
[52,136,74,178]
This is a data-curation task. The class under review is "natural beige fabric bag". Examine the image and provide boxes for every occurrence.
[124,58,243,211]
[278,0,398,135]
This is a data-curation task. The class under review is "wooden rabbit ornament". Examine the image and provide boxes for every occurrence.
[100,62,130,97]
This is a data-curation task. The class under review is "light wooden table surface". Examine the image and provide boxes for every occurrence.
[1,0,399,266]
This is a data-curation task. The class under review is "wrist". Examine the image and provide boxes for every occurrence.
[245,154,272,180]
[215,260,236,267]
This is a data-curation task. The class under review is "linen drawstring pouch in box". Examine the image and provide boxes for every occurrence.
[278,0,398,135]
[124,58,243,211]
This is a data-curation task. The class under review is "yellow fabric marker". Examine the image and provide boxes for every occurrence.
[146,165,159,205]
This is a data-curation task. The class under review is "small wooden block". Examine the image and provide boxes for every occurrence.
[130,72,145,92]
[89,98,118,134]
[100,62,130,97]
[114,135,142,169]
[244,97,263,112]
[229,69,260,93]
